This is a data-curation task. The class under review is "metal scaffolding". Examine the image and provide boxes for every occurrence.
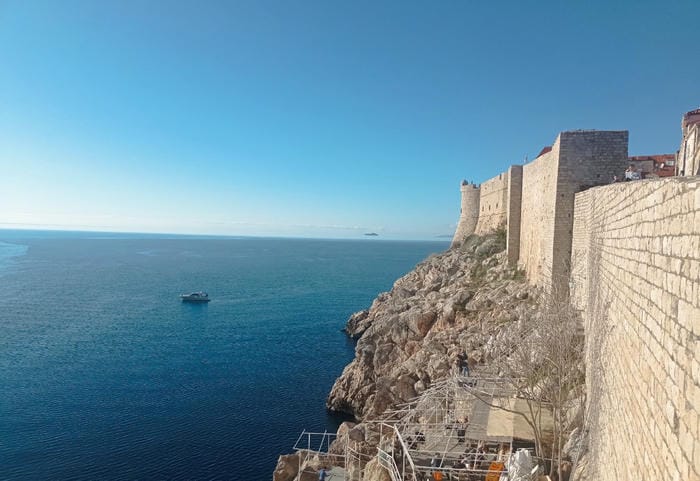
[289,370,549,481]
[372,371,526,481]
[290,430,376,481]
[292,430,345,480]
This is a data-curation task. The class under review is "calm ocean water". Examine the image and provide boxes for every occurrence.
[0,231,447,480]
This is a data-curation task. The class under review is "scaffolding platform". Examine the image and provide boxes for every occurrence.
[287,370,552,481]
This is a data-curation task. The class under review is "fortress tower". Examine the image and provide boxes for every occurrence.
[450,181,480,247]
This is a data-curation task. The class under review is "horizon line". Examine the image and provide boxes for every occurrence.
[0,225,453,243]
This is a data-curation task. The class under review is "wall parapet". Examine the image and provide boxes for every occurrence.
[475,171,510,235]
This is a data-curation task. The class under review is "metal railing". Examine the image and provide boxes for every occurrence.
[378,422,418,481]
[293,430,337,454]
[377,448,402,481]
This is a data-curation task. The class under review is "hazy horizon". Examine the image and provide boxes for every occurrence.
[0,226,453,242]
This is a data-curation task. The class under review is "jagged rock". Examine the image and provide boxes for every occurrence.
[371,376,395,415]
[275,232,591,481]
[273,453,301,481]
[362,458,392,481]
[326,232,535,420]
[408,310,437,337]
[348,424,365,442]
[274,233,542,479]
[345,309,370,338]
[393,373,418,400]
[328,422,357,456]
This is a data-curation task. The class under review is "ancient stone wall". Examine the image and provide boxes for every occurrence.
[474,172,509,235]
[506,165,523,265]
[519,142,560,285]
[553,130,629,285]
[450,121,696,480]
[570,190,592,311]
[570,177,700,481]
[518,130,629,287]
[454,130,628,290]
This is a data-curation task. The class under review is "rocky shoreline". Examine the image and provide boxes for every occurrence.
[274,232,542,480]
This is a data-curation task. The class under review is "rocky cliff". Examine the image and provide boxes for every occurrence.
[274,232,541,481]
[327,231,535,420]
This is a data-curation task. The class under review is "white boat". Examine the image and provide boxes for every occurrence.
[180,292,211,303]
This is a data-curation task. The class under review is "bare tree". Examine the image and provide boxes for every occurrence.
[470,290,585,479]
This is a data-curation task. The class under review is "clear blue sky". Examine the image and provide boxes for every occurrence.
[1,0,698,239]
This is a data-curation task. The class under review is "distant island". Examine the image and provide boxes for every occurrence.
[364,233,379,237]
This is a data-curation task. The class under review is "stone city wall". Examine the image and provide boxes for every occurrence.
[505,165,523,265]
[474,171,510,235]
[517,130,629,287]
[570,190,592,310]
[518,141,560,285]
[450,118,697,479]
[552,130,629,285]
[570,177,700,481]
[452,129,637,293]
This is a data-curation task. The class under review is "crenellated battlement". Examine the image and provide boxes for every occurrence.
[452,129,629,287]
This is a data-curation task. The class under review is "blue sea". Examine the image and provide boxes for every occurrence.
[0,231,447,480]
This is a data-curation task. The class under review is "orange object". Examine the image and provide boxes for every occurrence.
[485,461,505,481]
[433,471,443,481]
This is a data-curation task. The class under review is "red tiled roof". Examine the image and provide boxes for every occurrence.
[536,146,552,157]
[629,154,676,177]
[629,154,675,164]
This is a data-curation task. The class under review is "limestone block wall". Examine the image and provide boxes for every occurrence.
[506,165,523,265]
[570,177,700,481]
[518,131,629,287]
[570,190,592,311]
[519,142,560,285]
[454,130,626,289]
[557,130,629,191]
[553,130,629,285]
[475,172,510,235]
[451,183,481,247]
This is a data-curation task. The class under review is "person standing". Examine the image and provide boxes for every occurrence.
[457,353,470,377]
[318,467,329,481]
[430,453,442,470]
[457,418,466,444]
